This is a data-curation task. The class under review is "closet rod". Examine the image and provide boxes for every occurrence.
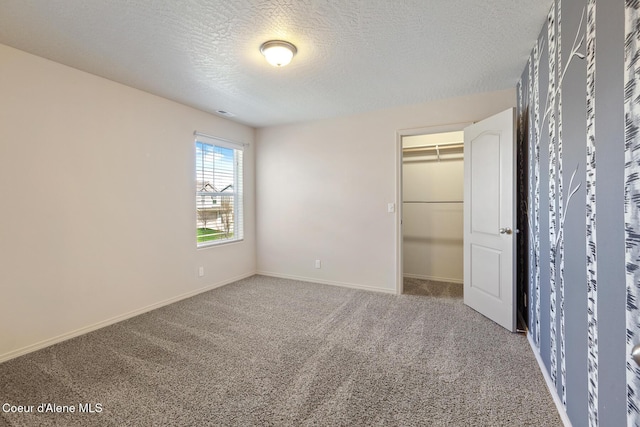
[403,201,463,204]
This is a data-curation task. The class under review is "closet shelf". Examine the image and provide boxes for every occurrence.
[402,142,464,154]
[403,201,463,204]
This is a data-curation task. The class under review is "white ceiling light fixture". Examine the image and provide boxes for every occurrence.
[260,40,297,67]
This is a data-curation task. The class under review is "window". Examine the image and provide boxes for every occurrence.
[195,134,244,247]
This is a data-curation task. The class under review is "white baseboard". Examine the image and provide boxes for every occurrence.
[527,333,572,427]
[403,273,463,284]
[0,272,255,364]
[256,271,396,294]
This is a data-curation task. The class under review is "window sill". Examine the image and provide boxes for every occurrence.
[197,238,244,250]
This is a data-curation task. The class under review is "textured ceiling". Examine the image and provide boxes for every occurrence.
[0,0,551,127]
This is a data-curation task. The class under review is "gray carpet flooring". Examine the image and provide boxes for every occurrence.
[0,275,561,426]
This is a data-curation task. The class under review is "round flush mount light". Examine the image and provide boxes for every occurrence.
[260,40,297,67]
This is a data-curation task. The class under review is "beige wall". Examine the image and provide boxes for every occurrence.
[256,89,515,292]
[0,44,256,361]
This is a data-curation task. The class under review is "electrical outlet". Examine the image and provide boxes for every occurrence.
[315,259,321,269]
[198,266,204,277]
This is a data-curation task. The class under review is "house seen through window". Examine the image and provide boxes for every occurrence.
[195,134,244,247]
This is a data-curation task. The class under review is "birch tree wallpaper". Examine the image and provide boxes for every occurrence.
[517,0,636,425]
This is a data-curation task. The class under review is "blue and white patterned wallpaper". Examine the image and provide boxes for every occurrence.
[518,0,633,425]
[625,2,640,425]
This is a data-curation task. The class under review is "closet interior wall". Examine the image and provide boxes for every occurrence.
[402,131,464,284]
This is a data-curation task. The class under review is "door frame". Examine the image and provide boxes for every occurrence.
[395,122,473,295]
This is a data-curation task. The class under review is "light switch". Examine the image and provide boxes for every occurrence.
[387,203,395,213]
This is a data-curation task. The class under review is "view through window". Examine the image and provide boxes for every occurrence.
[195,135,244,247]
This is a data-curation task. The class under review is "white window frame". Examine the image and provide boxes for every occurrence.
[195,132,244,248]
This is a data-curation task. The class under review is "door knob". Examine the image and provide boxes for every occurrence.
[633,344,640,366]
[499,227,513,235]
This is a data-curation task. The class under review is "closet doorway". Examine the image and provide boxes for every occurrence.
[400,129,465,295]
